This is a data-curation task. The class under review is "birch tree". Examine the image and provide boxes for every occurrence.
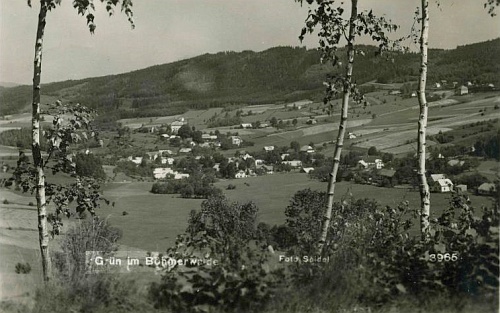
[416,0,431,241]
[27,0,134,282]
[297,0,399,254]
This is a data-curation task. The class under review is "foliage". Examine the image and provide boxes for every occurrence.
[150,195,285,313]
[0,128,47,150]
[11,101,110,234]
[151,174,221,199]
[53,218,122,284]
[15,262,32,274]
[75,153,106,180]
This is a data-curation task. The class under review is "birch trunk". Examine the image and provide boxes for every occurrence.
[417,0,431,241]
[32,2,51,281]
[317,0,357,254]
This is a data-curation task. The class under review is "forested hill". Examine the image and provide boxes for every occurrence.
[1,38,499,118]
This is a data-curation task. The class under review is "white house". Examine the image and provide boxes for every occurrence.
[283,160,302,168]
[153,167,175,179]
[235,170,247,179]
[170,118,186,134]
[300,145,315,153]
[128,156,143,165]
[241,123,253,129]
[231,136,243,146]
[434,178,453,193]
[241,153,253,160]
[179,148,192,154]
[264,146,275,152]
[455,85,468,96]
[174,173,190,180]
[280,153,290,160]
[160,157,175,165]
[430,174,446,183]
[348,132,357,139]
[301,167,315,174]
[254,159,264,166]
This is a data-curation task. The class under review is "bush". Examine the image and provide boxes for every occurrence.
[15,262,31,274]
[122,211,129,216]
[150,195,286,312]
[226,184,236,190]
[3,199,9,204]
[28,201,34,206]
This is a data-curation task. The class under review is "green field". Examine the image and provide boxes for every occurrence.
[93,173,496,251]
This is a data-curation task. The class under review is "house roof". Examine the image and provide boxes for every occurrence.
[478,182,496,191]
[437,178,453,187]
[430,174,446,182]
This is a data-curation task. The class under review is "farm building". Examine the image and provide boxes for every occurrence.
[170,118,187,134]
[477,183,497,196]
[128,156,143,165]
[241,123,253,129]
[455,85,468,96]
[300,145,315,153]
[235,170,247,179]
[231,136,243,146]
[179,148,192,154]
[283,160,303,168]
[375,169,396,186]
[174,173,190,180]
[455,184,467,192]
[264,146,275,152]
[280,153,290,160]
[153,168,175,179]
[301,167,315,174]
[448,159,465,167]
[358,157,384,170]
[432,178,454,193]
[430,174,446,182]
[257,165,274,174]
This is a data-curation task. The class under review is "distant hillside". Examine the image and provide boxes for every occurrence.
[1,38,499,118]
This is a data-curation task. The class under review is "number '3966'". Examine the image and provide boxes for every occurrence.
[429,253,458,262]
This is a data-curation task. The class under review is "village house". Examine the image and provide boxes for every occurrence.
[455,85,468,96]
[282,160,302,168]
[241,153,253,160]
[146,152,159,160]
[160,157,174,165]
[254,159,264,166]
[174,173,190,180]
[235,170,247,179]
[202,134,218,141]
[240,123,253,129]
[375,169,396,186]
[280,153,290,160]
[301,167,315,174]
[128,156,143,165]
[264,146,275,152]
[300,145,315,153]
[231,136,243,146]
[348,132,357,139]
[170,118,186,134]
[179,148,192,154]
[358,157,384,170]
[430,174,453,193]
[159,149,173,156]
[153,167,175,179]
[447,159,465,167]
[260,165,274,174]
[455,184,467,192]
[477,182,496,196]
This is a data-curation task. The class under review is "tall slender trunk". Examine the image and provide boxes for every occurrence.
[417,0,431,241]
[32,1,51,281]
[317,0,358,254]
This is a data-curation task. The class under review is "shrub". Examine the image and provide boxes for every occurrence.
[150,195,286,312]
[15,262,31,274]
[122,211,129,216]
[3,199,9,204]
[28,201,34,206]
[226,184,236,190]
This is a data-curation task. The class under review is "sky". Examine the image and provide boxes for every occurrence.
[0,0,499,85]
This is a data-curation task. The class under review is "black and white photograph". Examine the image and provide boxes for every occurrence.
[0,1,499,312]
